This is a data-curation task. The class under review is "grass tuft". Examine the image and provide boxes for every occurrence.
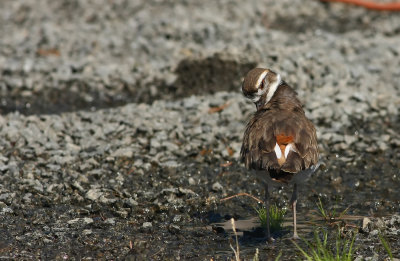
[317,197,350,224]
[379,233,393,260]
[255,204,286,232]
[292,228,356,261]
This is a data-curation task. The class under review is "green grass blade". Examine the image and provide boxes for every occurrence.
[379,233,393,260]
[274,250,282,261]
[317,197,327,219]
[293,227,357,261]
[292,239,313,261]
[254,204,285,232]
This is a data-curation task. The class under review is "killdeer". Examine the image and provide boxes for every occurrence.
[240,68,319,240]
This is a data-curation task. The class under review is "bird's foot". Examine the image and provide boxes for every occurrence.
[265,235,275,243]
[290,233,300,240]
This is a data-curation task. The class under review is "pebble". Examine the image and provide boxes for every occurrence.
[67,218,93,225]
[86,189,103,201]
[82,229,93,235]
[1,207,14,214]
[188,177,196,185]
[173,215,182,223]
[105,218,116,225]
[160,160,180,168]
[212,182,223,192]
[142,222,152,229]
[111,148,134,158]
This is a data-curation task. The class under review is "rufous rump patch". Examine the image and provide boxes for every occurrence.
[276,134,294,145]
[275,134,294,166]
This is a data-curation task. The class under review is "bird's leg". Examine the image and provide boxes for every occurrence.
[264,184,273,242]
[290,183,299,239]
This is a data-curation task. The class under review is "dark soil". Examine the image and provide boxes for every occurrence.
[0,0,399,260]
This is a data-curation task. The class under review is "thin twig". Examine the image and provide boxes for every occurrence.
[220,161,233,167]
[208,102,230,114]
[320,0,400,11]
[220,193,264,204]
[150,247,164,257]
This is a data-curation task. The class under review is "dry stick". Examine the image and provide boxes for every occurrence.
[221,193,264,204]
[320,0,400,11]
[230,218,240,261]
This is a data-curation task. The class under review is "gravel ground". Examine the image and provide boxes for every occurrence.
[0,0,399,259]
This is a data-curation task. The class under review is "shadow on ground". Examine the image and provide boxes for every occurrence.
[0,55,255,115]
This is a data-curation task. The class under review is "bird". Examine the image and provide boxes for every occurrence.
[240,68,319,241]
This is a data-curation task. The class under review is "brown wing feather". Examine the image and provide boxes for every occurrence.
[241,112,276,170]
[240,109,318,173]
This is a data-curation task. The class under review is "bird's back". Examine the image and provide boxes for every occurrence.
[240,84,319,183]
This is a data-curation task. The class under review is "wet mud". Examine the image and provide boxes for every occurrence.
[0,0,399,260]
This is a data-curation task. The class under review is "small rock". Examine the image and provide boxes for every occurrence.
[160,160,180,168]
[388,215,400,227]
[369,229,379,236]
[365,253,379,261]
[67,218,80,225]
[105,218,116,225]
[168,224,180,234]
[173,215,182,223]
[212,182,223,192]
[142,222,152,229]
[0,164,8,172]
[72,181,85,192]
[99,195,117,204]
[124,197,138,207]
[86,189,102,201]
[375,218,385,229]
[331,176,342,185]
[362,217,372,232]
[66,143,81,153]
[83,218,94,225]
[0,155,9,163]
[111,148,133,158]
[0,193,10,200]
[162,141,179,151]
[1,207,13,214]
[178,187,196,195]
[150,139,161,149]
[67,218,93,225]
[344,135,357,145]
[115,210,128,218]
[354,256,363,261]
[377,141,388,151]
[82,229,93,235]
[188,177,196,185]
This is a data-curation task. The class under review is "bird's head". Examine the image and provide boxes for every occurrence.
[242,68,281,110]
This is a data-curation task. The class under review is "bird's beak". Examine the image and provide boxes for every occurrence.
[255,99,263,110]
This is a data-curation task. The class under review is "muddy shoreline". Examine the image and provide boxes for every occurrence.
[1,0,399,259]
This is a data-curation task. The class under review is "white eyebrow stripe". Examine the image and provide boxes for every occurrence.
[274,143,282,159]
[255,70,269,89]
[265,73,281,104]
[251,71,269,103]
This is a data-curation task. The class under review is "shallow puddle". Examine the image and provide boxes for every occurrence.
[203,152,399,259]
[207,210,381,259]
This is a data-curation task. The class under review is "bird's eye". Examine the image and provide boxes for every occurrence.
[259,81,264,90]
[246,93,255,99]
